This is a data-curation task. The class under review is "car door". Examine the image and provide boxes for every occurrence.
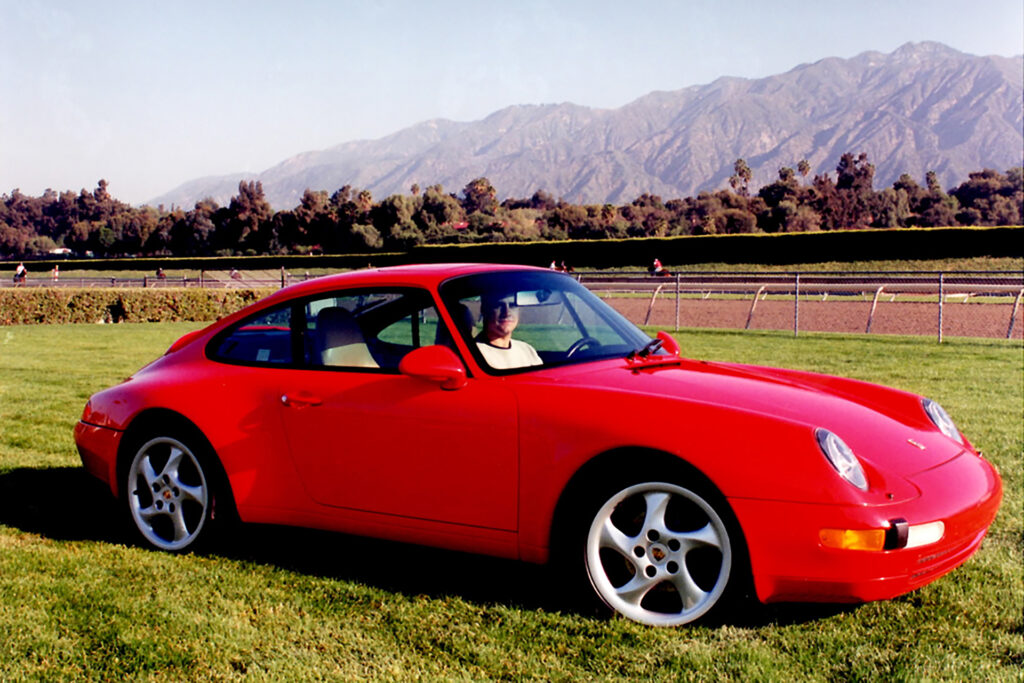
[278,288,520,531]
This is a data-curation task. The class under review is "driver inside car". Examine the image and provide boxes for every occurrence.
[475,292,543,370]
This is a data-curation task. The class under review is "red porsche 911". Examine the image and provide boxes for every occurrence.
[75,263,1002,626]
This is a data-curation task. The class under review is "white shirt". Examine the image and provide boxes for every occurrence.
[476,338,543,370]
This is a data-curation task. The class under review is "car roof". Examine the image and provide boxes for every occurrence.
[275,262,549,299]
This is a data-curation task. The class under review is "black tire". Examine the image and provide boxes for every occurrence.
[122,431,226,552]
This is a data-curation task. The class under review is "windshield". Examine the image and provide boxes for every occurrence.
[439,270,653,373]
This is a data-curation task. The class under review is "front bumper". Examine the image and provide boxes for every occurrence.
[731,450,1002,604]
[74,420,123,497]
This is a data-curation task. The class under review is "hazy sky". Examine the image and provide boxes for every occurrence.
[2,0,1022,205]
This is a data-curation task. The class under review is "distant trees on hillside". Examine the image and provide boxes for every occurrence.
[1,156,1021,259]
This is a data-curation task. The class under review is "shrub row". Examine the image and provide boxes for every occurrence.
[0,288,274,325]
[20,226,1023,273]
[407,225,1024,268]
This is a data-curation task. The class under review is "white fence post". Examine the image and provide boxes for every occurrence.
[644,284,664,326]
[1008,289,1023,339]
[675,273,680,332]
[938,272,945,344]
[794,273,800,337]
[866,287,884,334]
[745,286,765,330]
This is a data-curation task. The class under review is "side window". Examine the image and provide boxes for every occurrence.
[302,289,444,370]
[377,307,441,348]
[455,292,583,353]
[212,306,293,365]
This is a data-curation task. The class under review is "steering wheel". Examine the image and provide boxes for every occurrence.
[566,336,601,358]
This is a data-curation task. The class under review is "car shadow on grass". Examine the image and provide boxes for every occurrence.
[0,466,855,627]
[0,466,126,543]
[216,523,566,615]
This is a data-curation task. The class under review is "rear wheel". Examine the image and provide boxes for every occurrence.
[583,480,734,626]
[124,434,217,552]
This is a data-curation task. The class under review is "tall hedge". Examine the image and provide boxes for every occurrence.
[404,225,1024,268]
[18,225,1022,273]
[0,288,274,325]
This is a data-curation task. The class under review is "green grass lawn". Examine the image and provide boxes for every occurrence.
[0,323,1020,680]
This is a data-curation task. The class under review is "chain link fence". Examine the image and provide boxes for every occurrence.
[4,267,1022,340]
[577,271,1024,341]
[4,268,302,289]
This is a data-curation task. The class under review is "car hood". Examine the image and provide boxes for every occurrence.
[542,357,964,477]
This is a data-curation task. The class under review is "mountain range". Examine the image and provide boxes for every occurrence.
[149,42,1023,211]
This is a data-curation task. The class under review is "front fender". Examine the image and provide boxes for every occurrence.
[514,383,910,562]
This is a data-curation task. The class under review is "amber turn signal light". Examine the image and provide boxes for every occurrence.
[819,528,887,551]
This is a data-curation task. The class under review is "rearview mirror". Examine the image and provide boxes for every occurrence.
[399,345,468,390]
[515,289,554,306]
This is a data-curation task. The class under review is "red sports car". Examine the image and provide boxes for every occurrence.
[75,264,1002,626]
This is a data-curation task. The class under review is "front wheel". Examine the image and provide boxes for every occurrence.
[584,481,734,626]
[124,435,217,552]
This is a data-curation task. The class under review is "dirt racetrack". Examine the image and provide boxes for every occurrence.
[605,296,1023,340]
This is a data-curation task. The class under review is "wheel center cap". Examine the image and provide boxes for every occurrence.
[163,490,173,500]
[650,546,667,562]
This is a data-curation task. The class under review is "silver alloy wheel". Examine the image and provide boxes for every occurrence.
[127,436,210,551]
[585,481,732,626]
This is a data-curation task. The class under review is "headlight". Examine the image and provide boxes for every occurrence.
[922,398,963,444]
[815,429,868,491]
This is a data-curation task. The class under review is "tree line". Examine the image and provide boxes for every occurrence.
[1,154,1021,259]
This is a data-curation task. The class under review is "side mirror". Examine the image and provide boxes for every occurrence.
[399,345,468,390]
[656,330,681,357]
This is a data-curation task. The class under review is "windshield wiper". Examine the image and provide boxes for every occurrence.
[627,337,663,361]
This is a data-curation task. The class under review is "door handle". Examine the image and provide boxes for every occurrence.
[281,393,323,408]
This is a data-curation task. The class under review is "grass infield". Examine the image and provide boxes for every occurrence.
[0,322,1020,680]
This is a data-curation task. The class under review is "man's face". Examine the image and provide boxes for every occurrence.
[483,294,519,341]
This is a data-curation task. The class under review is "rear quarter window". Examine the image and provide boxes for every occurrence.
[211,306,293,365]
